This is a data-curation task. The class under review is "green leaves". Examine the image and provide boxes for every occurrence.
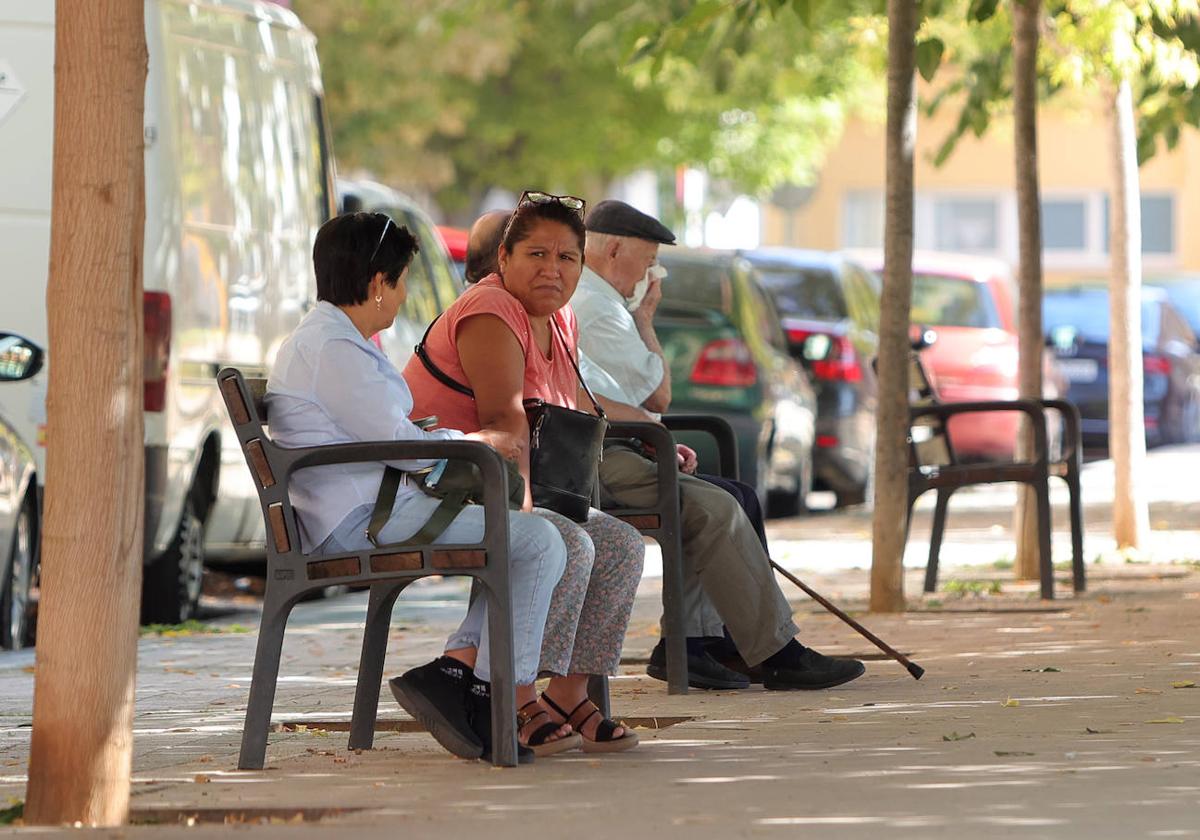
[916,37,946,81]
[969,0,1000,22]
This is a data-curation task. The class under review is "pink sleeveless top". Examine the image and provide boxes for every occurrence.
[404,274,581,434]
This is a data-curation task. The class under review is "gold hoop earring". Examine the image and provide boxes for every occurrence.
[375,294,383,311]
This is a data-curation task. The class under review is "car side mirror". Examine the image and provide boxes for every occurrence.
[909,325,937,351]
[0,333,45,382]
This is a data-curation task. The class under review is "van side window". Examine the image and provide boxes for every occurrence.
[393,211,441,330]
[408,216,464,310]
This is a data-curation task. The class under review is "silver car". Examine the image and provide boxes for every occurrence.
[0,333,43,649]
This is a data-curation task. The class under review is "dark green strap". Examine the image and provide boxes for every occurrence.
[368,466,470,550]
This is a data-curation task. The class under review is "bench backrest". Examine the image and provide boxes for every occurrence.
[906,352,957,469]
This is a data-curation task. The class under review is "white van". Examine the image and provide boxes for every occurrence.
[0,0,336,623]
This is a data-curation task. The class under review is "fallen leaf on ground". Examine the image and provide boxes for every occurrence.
[994,751,1035,757]
[1136,688,1163,695]
[193,774,210,784]
[1145,717,1186,724]
[943,731,976,741]
[1172,681,1196,689]
[1003,698,1021,707]
[1085,727,1114,734]
[1022,667,1061,673]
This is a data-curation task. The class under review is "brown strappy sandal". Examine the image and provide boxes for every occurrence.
[517,700,582,757]
[540,693,639,754]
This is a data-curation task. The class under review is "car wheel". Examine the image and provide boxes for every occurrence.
[141,496,206,624]
[2,497,36,650]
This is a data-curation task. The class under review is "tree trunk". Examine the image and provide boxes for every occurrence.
[1107,79,1150,549]
[1011,0,1045,581]
[870,0,918,613]
[25,0,146,826]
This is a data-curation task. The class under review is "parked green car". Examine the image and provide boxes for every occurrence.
[655,248,817,515]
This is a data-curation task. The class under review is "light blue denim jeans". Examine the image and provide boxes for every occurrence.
[319,489,567,685]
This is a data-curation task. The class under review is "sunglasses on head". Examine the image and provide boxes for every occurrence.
[367,215,394,266]
[500,191,587,247]
[517,190,586,215]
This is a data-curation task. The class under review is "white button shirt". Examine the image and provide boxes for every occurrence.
[572,266,664,407]
[266,302,463,552]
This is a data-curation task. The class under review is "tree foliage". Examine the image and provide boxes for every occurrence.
[923,0,1200,166]
[298,0,886,208]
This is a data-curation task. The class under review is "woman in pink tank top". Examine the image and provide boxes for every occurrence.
[404,194,643,755]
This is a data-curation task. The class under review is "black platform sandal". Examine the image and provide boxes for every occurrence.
[540,693,639,754]
[517,700,582,757]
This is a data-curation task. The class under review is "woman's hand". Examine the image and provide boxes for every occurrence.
[465,429,524,462]
[676,444,698,475]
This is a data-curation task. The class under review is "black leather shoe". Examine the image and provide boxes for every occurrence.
[762,647,866,691]
[645,639,751,690]
[705,638,765,684]
[388,656,483,759]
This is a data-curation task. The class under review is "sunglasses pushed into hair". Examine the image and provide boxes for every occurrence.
[367,215,394,265]
[516,190,586,215]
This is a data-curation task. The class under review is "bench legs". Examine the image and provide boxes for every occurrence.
[1035,475,1054,600]
[238,588,296,770]
[1066,468,1086,593]
[482,572,517,768]
[348,582,408,751]
[924,489,953,593]
[658,530,689,696]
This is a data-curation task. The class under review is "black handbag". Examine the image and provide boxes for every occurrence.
[414,314,607,522]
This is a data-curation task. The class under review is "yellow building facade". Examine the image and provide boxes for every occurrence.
[762,99,1200,286]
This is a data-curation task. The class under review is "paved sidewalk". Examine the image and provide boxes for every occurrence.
[1,561,1198,838]
[1,444,1198,837]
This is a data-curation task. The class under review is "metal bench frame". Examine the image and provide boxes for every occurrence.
[598,415,740,700]
[218,368,522,768]
[904,353,1085,598]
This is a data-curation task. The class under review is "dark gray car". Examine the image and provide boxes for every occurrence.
[743,249,879,507]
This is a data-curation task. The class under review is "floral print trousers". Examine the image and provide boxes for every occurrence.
[533,506,645,677]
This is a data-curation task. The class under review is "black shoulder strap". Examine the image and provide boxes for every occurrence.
[552,315,606,418]
[414,315,475,398]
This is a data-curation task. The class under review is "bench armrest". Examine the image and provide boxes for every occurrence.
[605,421,679,496]
[662,414,739,479]
[909,399,1049,460]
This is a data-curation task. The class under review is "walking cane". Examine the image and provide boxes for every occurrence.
[769,560,925,680]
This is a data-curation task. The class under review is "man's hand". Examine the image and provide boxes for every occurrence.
[676,443,698,475]
[631,275,663,324]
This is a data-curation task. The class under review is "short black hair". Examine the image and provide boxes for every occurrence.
[312,212,419,306]
[501,200,586,257]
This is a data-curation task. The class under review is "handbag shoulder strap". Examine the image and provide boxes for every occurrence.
[551,314,606,418]
[414,314,475,398]
[368,465,469,549]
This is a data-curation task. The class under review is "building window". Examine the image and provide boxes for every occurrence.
[1041,199,1088,251]
[1102,193,1175,255]
[932,198,999,252]
[841,191,884,249]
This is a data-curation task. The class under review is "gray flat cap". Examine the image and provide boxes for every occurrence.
[585,200,676,245]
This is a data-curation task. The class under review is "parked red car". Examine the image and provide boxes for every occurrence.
[854,251,1059,460]
[436,225,468,279]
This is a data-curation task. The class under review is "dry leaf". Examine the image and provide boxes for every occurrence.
[1171,681,1195,689]
[193,774,211,784]
[1145,717,1185,724]
[942,731,976,741]
[1003,698,1020,707]
[1136,688,1163,695]
[994,750,1035,756]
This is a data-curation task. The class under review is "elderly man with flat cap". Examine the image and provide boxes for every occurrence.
[574,199,865,692]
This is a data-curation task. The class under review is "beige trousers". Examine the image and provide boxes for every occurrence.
[598,446,798,665]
